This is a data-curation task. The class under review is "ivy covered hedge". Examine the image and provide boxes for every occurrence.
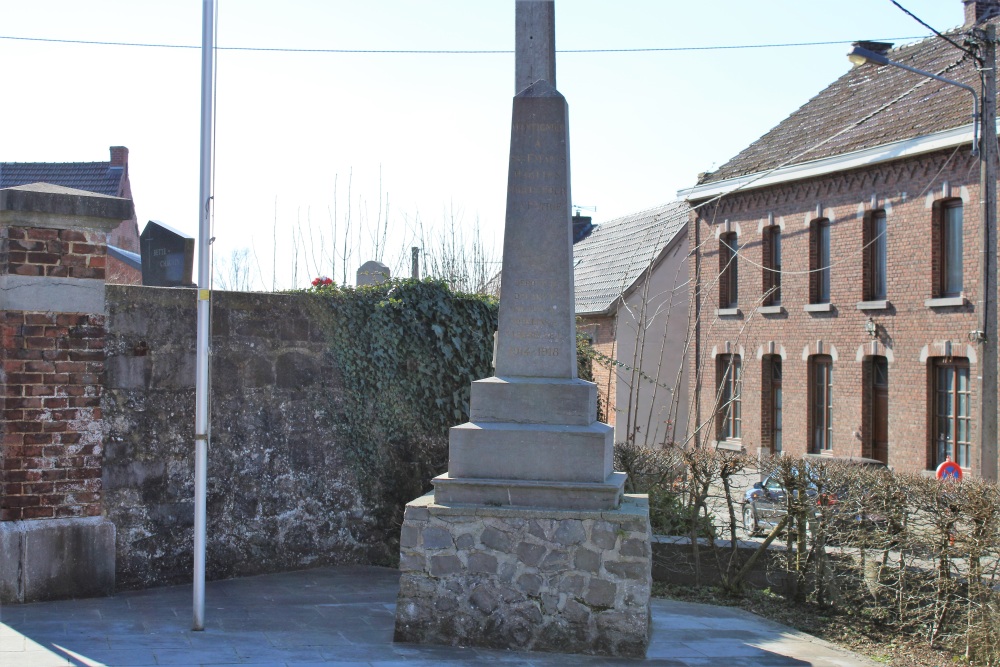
[307,279,498,562]
[306,279,602,563]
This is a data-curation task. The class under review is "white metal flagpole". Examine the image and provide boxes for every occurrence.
[193,0,215,632]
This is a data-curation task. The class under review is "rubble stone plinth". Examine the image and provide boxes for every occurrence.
[394,493,652,657]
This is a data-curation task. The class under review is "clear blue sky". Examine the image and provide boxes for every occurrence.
[0,1,961,287]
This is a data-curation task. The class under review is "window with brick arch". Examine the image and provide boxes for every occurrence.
[864,210,887,301]
[717,354,742,442]
[809,219,831,304]
[809,355,833,453]
[719,232,738,309]
[932,359,971,469]
[932,199,964,298]
[761,355,782,455]
[863,356,889,464]
[762,226,781,306]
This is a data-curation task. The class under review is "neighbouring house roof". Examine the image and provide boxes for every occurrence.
[0,161,125,197]
[574,200,689,316]
[685,19,996,198]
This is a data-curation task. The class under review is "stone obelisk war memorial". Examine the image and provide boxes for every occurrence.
[393,0,652,657]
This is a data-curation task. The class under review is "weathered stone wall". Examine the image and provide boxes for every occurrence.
[103,285,383,590]
[394,493,652,657]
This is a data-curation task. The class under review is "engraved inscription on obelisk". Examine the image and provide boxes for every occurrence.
[431,0,622,511]
[493,94,576,378]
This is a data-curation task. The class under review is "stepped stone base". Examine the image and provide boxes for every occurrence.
[432,472,625,511]
[393,493,652,658]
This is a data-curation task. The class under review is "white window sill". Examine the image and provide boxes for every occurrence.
[756,305,785,314]
[716,308,741,317]
[714,440,745,452]
[925,296,968,308]
[857,300,889,311]
[803,303,833,313]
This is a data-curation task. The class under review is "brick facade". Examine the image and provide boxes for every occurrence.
[1,311,105,521]
[0,183,130,602]
[578,314,617,425]
[5,227,107,280]
[688,148,992,476]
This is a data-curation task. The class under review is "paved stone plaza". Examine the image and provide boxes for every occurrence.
[0,565,879,666]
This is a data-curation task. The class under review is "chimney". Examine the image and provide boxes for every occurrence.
[110,146,129,167]
[572,213,594,243]
[965,0,1000,27]
[854,40,893,56]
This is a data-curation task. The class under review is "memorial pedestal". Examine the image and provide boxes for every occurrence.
[393,2,652,656]
[394,493,652,658]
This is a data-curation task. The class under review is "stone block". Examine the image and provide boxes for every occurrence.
[468,552,498,574]
[585,579,617,608]
[480,526,513,552]
[400,524,419,548]
[605,561,648,581]
[399,552,425,572]
[574,547,601,573]
[552,520,585,545]
[0,517,115,603]
[517,572,542,596]
[516,541,546,566]
[429,554,463,577]
[431,472,625,511]
[620,537,650,558]
[448,421,612,482]
[421,527,453,550]
[469,376,597,426]
[591,524,618,550]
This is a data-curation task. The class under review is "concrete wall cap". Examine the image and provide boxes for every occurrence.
[0,182,133,229]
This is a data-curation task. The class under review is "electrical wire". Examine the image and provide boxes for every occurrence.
[0,33,931,54]
[887,0,978,60]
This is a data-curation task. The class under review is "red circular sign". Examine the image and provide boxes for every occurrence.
[936,460,963,481]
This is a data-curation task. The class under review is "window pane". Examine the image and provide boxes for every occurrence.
[873,211,887,300]
[771,228,782,304]
[811,357,832,452]
[820,223,831,302]
[721,233,738,308]
[774,385,782,453]
[944,203,963,295]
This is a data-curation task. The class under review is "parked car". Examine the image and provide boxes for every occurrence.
[742,457,889,538]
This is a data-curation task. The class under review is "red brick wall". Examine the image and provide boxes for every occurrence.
[5,227,107,280]
[1,312,105,520]
[688,148,987,476]
[1,224,108,521]
[578,314,617,426]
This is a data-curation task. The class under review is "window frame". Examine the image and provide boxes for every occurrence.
[940,200,963,298]
[810,218,831,304]
[763,225,781,306]
[717,354,742,442]
[932,359,971,469]
[719,231,739,309]
[866,210,887,301]
[809,355,833,453]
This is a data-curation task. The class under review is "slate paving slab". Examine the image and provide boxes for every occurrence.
[0,565,879,666]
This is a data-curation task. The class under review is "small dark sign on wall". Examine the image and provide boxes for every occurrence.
[140,220,194,287]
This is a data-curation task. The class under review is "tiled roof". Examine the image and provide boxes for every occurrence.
[0,161,124,197]
[574,200,689,315]
[699,23,991,186]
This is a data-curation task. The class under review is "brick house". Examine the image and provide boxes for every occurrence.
[681,0,1000,479]
[574,202,689,446]
[0,146,141,284]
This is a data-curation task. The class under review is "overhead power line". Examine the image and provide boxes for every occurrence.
[0,33,931,54]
